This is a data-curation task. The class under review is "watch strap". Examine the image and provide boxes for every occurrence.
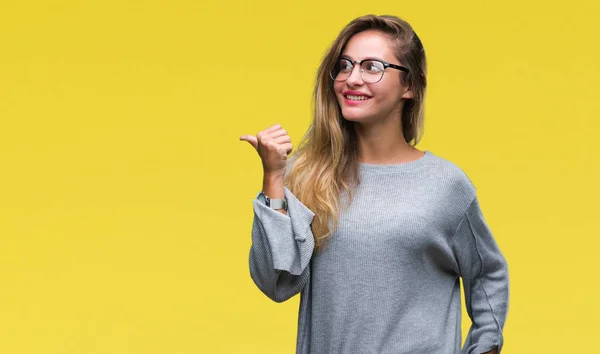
[257,191,288,211]
[268,198,287,210]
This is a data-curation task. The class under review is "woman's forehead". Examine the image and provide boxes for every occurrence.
[341,30,396,62]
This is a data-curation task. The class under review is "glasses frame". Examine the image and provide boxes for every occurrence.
[330,57,410,83]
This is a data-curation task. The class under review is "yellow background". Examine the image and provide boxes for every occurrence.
[1,0,598,353]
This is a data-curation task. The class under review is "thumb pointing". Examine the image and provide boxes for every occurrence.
[239,135,258,150]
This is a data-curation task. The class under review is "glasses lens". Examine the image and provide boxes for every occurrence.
[331,58,353,81]
[360,60,385,83]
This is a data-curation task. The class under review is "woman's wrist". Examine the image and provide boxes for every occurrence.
[262,171,285,199]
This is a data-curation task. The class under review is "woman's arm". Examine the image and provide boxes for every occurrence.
[451,196,510,354]
[242,125,314,302]
[249,185,316,303]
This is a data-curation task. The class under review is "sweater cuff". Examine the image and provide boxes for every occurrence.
[252,186,315,275]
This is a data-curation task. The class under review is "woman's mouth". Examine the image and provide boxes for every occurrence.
[343,94,371,105]
[345,94,370,101]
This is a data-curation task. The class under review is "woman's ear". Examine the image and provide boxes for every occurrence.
[401,88,415,99]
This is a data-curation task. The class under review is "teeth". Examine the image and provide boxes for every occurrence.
[346,95,369,101]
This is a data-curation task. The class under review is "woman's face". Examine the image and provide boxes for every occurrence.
[333,30,413,124]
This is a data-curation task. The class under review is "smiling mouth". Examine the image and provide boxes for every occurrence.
[345,94,371,101]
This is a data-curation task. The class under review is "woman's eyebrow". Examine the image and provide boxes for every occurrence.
[340,54,385,61]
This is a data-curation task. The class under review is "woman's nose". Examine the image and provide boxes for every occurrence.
[345,64,364,86]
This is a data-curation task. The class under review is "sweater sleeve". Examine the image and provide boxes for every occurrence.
[248,186,316,303]
[451,196,510,354]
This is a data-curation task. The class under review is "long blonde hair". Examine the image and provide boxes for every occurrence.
[285,14,428,252]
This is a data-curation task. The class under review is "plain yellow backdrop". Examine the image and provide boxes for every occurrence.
[1,0,598,353]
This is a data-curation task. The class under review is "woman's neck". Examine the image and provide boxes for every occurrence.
[354,119,422,164]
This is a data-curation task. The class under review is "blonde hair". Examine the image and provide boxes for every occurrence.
[285,14,427,252]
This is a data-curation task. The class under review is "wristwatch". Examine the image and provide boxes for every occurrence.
[257,191,288,211]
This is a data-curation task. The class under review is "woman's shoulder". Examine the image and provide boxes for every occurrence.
[426,150,473,178]
[425,150,477,200]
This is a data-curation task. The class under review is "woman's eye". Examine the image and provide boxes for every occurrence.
[365,61,383,72]
[339,60,353,71]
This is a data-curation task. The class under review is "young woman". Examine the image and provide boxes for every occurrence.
[240,14,509,354]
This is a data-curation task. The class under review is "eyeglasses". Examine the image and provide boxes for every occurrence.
[329,57,409,83]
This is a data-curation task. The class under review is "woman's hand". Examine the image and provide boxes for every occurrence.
[240,124,293,176]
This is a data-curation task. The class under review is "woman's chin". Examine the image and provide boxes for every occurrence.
[341,111,371,122]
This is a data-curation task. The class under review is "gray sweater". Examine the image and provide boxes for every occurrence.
[249,150,509,354]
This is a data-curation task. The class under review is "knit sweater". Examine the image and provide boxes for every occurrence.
[248,150,509,354]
